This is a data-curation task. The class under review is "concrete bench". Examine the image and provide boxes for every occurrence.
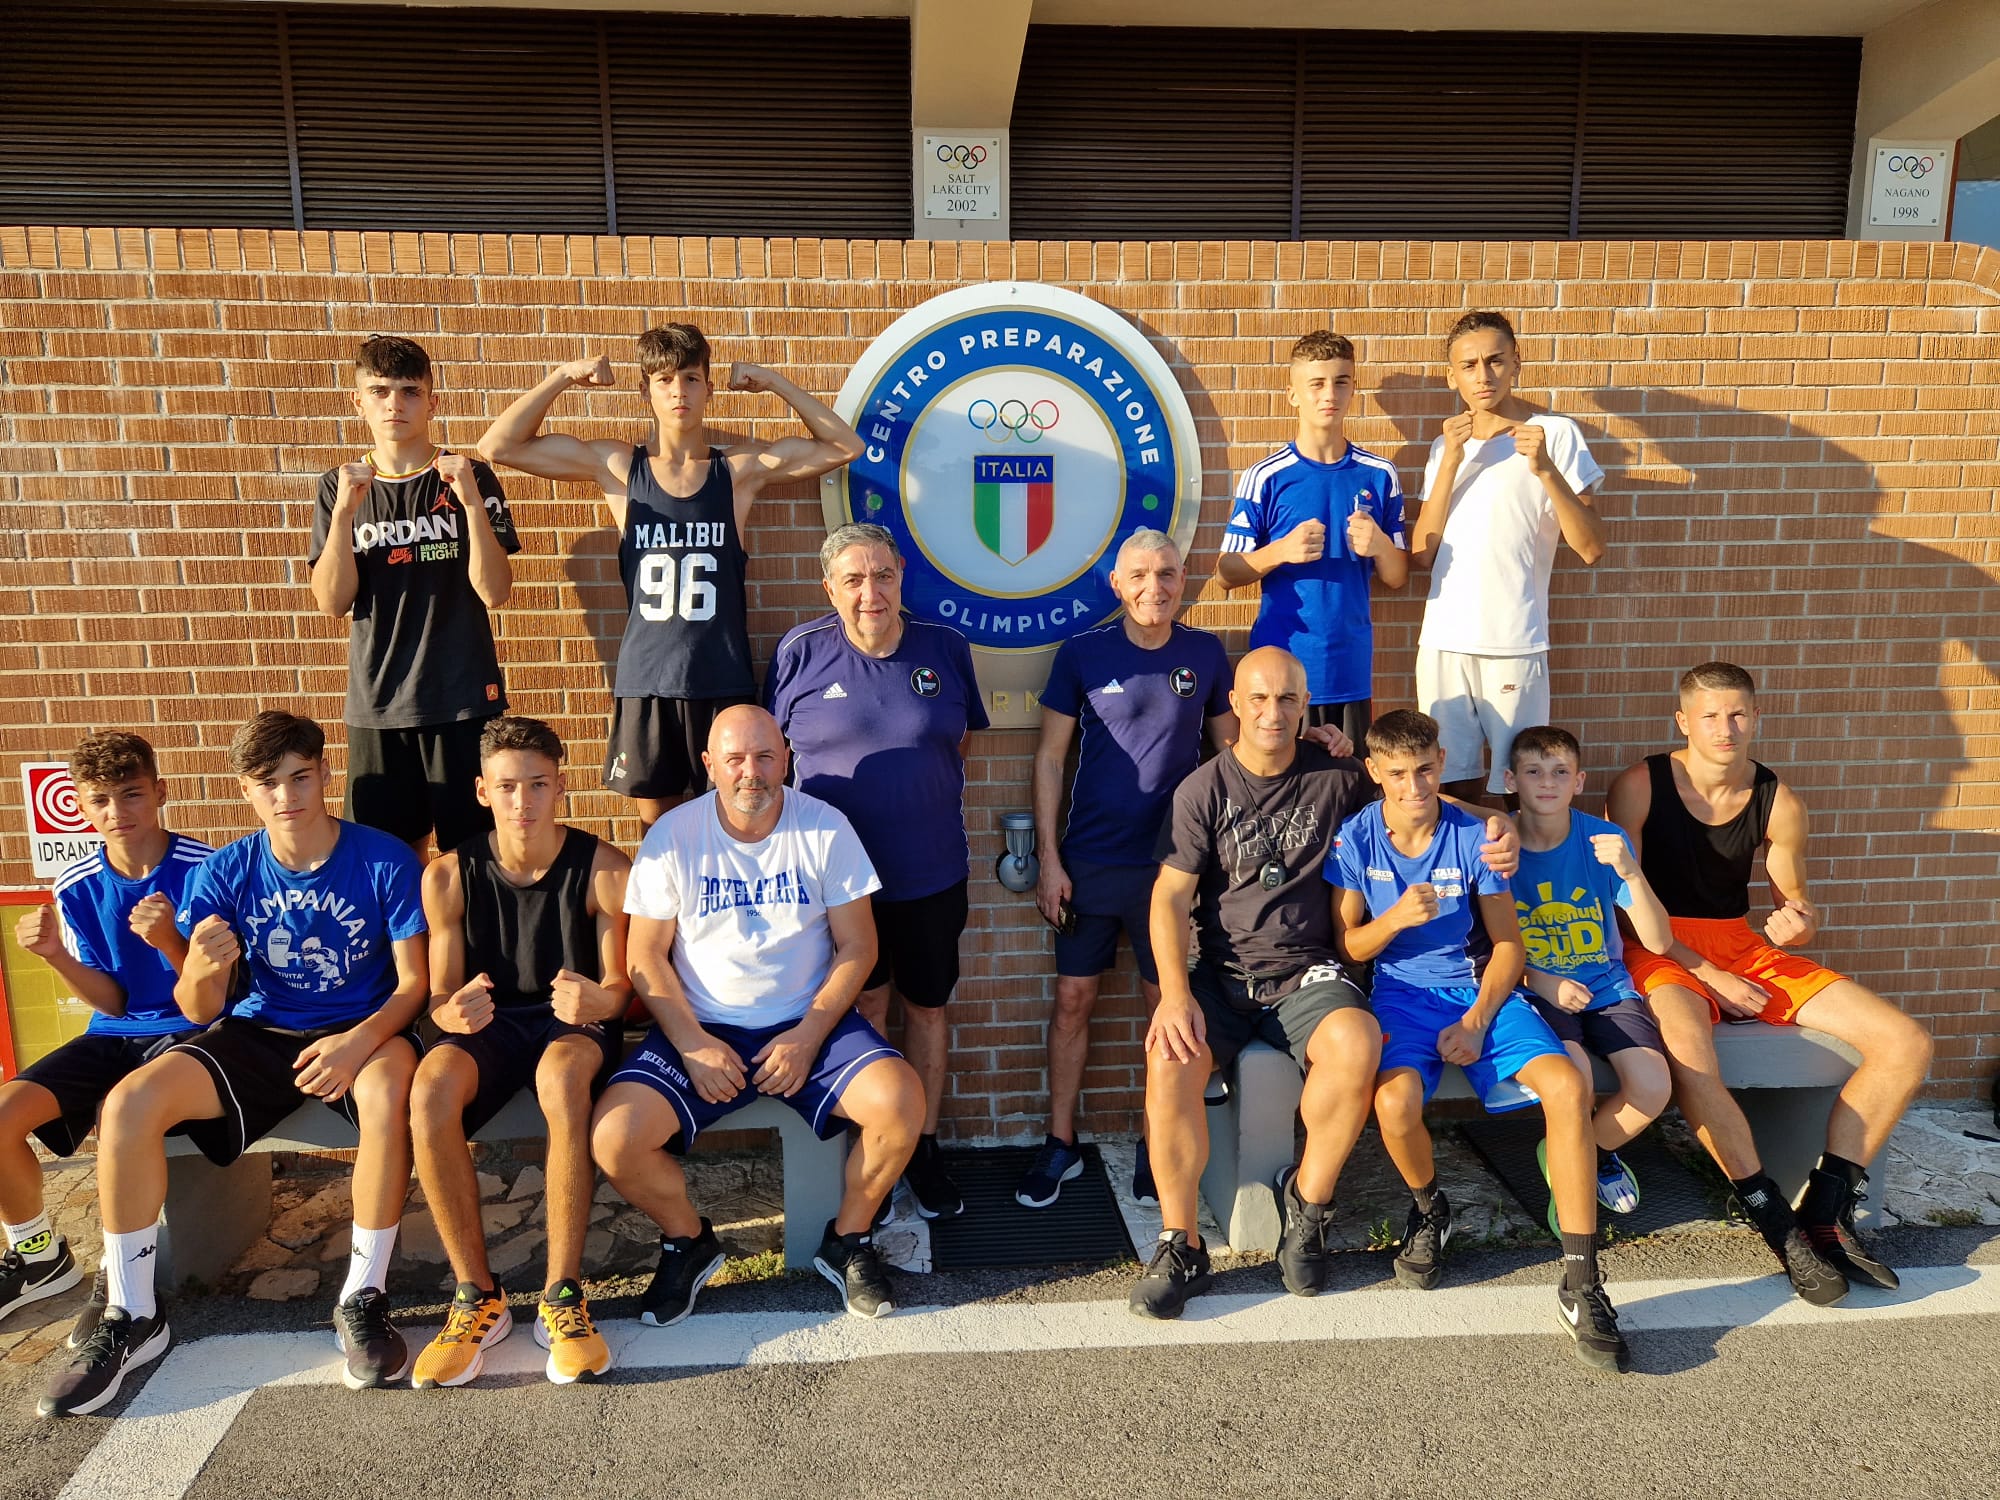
[159,1091,847,1287]
[1198,1022,1869,1254]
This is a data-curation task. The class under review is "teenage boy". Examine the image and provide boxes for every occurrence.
[1331,710,1627,1373]
[1503,726,1674,1221]
[1,734,210,1332]
[310,335,520,855]
[1607,662,1933,1303]
[1408,311,1606,804]
[38,713,427,1418]
[478,327,865,829]
[590,707,925,1321]
[408,717,631,1389]
[1217,330,1408,748]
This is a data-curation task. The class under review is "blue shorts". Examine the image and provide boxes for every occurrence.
[607,1009,901,1151]
[1374,977,1566,1114]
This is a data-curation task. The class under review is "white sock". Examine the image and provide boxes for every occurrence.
[339,1223,398,1302]
[103,1226,159,1321]
[4,1211,54,1259]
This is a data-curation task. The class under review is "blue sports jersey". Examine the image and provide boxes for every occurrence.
[766,613,990,903]
[53,834,213,1037]
[1222,443,1405,704]
[175,821,425,1030]
[1039,622,1232,867]
[1510,810,1642,1009]
[1328,801,1506,989]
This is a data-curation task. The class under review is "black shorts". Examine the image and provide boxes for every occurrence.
[425,1006,623,1136]
[1189,960,1370,1071]
[167,1017,416,1167]
[865,880,969,1008]
[1306,699,1372,751]
[1528,993,1666,1059]
[346,716,493,850]
[13,1029,203,1157]
[604,695,754,801]
[1053,859,1159,984]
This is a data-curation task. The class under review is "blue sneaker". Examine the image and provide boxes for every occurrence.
[1015,1135,1084,1209]
[1597,1152,1641,1214]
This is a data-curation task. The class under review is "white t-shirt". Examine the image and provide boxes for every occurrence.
[1417,412,1605,656]
[625,788,881,1030]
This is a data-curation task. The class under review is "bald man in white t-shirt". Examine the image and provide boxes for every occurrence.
[1409,311,1607,806]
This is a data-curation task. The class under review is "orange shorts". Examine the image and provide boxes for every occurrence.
[1625,916,1846,1026]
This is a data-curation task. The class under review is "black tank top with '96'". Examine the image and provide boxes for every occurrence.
[613,445,755,700]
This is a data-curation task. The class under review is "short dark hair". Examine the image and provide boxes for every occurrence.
[356,335,432,385]
[69,731,158,788]
[1444,310,1517,356]
[1364,709,1441,759]
[1290,330,1355,364]
[479,715,564,767]
[1679,661,1757,700]
[1509,725,1582,770]
[636,323,711,381]
[228,712,326,780]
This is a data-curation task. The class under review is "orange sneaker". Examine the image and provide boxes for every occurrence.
[411,1282,511,1389]
[535,1279,612,1385]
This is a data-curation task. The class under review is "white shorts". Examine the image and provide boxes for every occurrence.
[1414,647,1550,792]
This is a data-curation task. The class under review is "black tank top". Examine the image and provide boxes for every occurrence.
[614,444,755,700]
[456,828,601,1009]
[1638,753,1779,921]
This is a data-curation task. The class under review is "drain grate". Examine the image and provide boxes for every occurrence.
[927,1144,1138,1271]
[1457,1116,1725,1239]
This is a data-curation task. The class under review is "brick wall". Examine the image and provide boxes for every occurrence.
[1,226,1996,1130]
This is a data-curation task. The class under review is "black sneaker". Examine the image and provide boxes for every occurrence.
[1274,1166,1332,1297]
[903,1138,964,1220]
[1392,1191,1452,1291]
[67,1266,109,1351]
[333,1287,409,1390]
[639,1219,727,1327]
[1127,1230,1213,1321]
[37,1306,172,1418]
[813,1221,895,1319]
[1558,1279,1631,1373]
[1131,1139,1157,1205]
[1015,1135,1085,1209]
[1800,1168,1900,1291]
[0,1234,81,1322]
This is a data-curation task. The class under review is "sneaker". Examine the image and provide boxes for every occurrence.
[1738,1185,1849,1307]
[1015,1135,1085,1209]
[903,1138,964,1220]
[813,1221,895,1318]
[411,1282,511,1389]
[1273,1166,1332,1297]
[638,1219,726,1328]
[1597,1153,1641,1215]
[1127,1230,1212,1320]
[1392,1191,1452,1291]
[0,1234,81,1323]
[1800,1168,1900,1291]
[535,1280,612,1385]
[333,1287,410,1390]
[1558,1279,1631,1373]
[37,1307,172,1418]
[1131,1139,1157,1205]
[67,1266,109,1351]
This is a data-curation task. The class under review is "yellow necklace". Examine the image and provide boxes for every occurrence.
[365,447,442,480]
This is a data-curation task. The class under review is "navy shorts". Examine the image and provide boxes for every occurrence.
[1375,977,1567,1114]
[1054,859,1159,984]
[1189,960,1371,1072]
[426,1005,623,1135]
[865,880,968,1008]
[13,1029,203,1157]
[1528,992,1665,1059]
[607,1009,902,1150]
[346,716,493,851]
[604,696,753,801]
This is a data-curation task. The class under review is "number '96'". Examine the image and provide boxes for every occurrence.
[638,552,719,621]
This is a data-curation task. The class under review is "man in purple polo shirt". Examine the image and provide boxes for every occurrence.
[766,522,989,1218]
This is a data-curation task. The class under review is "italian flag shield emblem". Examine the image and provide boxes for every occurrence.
[973,454,1056,564]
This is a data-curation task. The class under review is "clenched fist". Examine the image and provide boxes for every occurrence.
[1440,411,1475,459]
[1590,832,1638,882]
[185,914,241,982]
[336,461,375,503]
[723,362,774,394]
[562,354,615,387]
[434,973,496,1035]
[1276,518,1326,566]
[1346,501,1388,559]
[434,451,476,488]
[1510,421,1555,478]
[16,905,63,960]
[1388,882,1441,931]
[128,893,179,952]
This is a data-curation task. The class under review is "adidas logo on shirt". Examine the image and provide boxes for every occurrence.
[1101,679,1125,694]
[822,683,848,700]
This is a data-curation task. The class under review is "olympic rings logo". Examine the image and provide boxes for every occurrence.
[1886,154,1936,179]
[935,143,988,170]
[968,398,1060,444]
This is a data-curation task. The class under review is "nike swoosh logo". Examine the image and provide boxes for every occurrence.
[1562,1300,1581,1326]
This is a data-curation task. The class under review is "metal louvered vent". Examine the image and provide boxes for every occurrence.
[606,14,910,239]
[0,3,294,227]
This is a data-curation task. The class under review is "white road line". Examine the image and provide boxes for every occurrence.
[58,1264,2000,1500]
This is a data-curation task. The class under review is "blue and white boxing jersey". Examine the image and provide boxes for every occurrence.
[54,834,213,1036]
